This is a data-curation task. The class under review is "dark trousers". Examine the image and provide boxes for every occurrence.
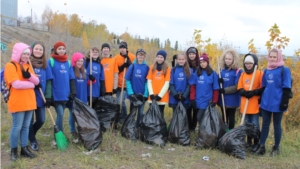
[186,106,198,131]
[220,107,237,130]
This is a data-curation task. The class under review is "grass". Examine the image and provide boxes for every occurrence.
[1,103,300,169]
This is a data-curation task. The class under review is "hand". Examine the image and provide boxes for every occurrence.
[239,89,247,96]
[180,96,186,102]
[129,94,136,101]
[88,75,96,81]
[245,91,254,99]
[112,89,117,94]
[35,83,42,90]
[218,78,224,84]
[219,88,225,94]
[150,94,155,100]
[190,100,196,108]
[174,93,181,101]
[280,101,288,111]
[210,102,216,107]
[22,68,31,79]
[45,98,51,108]
[155,95,162,101]
[135,94,144,102]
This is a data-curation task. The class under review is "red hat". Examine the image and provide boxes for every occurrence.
[71,52,84,66]
[54,41,66,52]
[199,53,209,64]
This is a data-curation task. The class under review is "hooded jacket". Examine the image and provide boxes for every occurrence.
[4,43,39,112]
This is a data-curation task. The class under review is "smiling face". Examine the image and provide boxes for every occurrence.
[177,54,186,66]
[20,52,30,64]
[200,60,208,69]
[269,51,278,63]
[76,58,84,68]
[137,52,146,63]
[120,47,127,55]
[225,53,234,66]
[33,44,44,58]
[188,53,196,61]
[156,55,165,64]
[56,46,66,56]
[102,47,110,57]
[245,62,254,70]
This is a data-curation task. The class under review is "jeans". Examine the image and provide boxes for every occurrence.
[67,105,76,133]
[129,101,145,128]
[245,114,260,129]
[54,103,66,132]
[116,89,127,121]
[10,111,33,148]
[29,107,46,142]
[260,109,283,147]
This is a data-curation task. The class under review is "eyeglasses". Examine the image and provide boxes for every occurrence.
[136,49,146,54]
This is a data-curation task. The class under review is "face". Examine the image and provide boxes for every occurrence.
[269,51,278,63]
[92,50,99,59]
[188,53,196,60]
[102,47,110,57]
[177,54,186,66]
[56,46,66,56]
[20,52,30,63]
[225,53,234,66]
[33,44,44,58]
[156,55,165,64]
[245,62,254,70]
[137,52,146,63]
[120,48,127,55]
[76,58,84,68]
[200,60,208,69]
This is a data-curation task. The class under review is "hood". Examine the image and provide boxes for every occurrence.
[186,47,199,68]
[11,43,31,63]
[133,59,146,64]
[267,48,284,70]
[243,53,258,74]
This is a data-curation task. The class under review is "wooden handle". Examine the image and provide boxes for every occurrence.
[240,65,258,125]
[89,49,93,107]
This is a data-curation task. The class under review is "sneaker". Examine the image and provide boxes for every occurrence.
[270,146,280,157]
[71,132,79,143]
[30,142,39,151]
[254,145,266,155]
[51,140,57,146]
[251,143,260,153]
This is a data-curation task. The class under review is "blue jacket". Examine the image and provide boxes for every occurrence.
[33,66,53,107]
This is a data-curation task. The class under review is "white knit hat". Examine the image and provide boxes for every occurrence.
[244,55,254,63]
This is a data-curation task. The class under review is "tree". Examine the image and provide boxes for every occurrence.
[68,14,83,37]
[82,31,89,50]
[174,41,178,51]
[41,5,53,31]
[248,39,258,54]
[265,23,290,51]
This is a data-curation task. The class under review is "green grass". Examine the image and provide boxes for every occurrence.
[1,104,300,169]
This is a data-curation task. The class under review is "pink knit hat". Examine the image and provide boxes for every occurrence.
[71,52,84,66]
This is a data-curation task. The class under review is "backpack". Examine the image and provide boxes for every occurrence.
[49,58,71,68]
[1,62,17,103]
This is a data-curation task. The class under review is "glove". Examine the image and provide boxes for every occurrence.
[174,93,181,101]
[22,68,31,79]
[180,96,186,102]
[155,95,162,101]
[218,78,224,84]
[219,88,225,94]
[69,94,76,100]
[129,94,136,101]
[150,94,155,100]
[190,100,196,108]
[239,89,247,96]
[279,88,291,111]
[135,94,144,102]
[245,91,254,99]
[45,98,51,108]
[88,75,96,81]
[210,102,216,107]
[112,89,117,94]
[35,83,42,90]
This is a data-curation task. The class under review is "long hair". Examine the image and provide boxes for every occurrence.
[31,41,47,69]
[74,65,86,79]
[219,48,240,70]
[152,62,168,75]
[177,52,191,79]
[197,64,213,76]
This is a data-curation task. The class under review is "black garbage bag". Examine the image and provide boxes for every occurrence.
[121,95,143,141]
[73,98,102,150]
[139,100,167,146]
[218,122,260,159]
[195,105,226,148]
[168,102,190,146]
[94,95,120,132]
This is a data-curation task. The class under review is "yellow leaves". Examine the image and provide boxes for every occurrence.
[248,39,257,54]
[82,31,89,50]
[295,49,300,56]
[69,14,83,37]
[266,23,289,51]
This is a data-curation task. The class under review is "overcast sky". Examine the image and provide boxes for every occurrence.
[19,0,300,56]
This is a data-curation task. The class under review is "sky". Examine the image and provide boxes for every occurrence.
[18,0,300,56]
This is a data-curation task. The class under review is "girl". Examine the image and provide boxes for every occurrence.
[185,47,200,131]
[49,41,76,143]
[189,53,219,125]
[5,42,40,160]
[125,48,149,127]
[237,53,263,153]
[255,49,292,156]
[68,52,88,141]
[169,52,191,112]
[147,49,171,117]
[85,47,105,108]
[28,41,53,151]
[218,48,243,130]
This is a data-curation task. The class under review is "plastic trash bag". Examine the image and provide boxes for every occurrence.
[73,98,102,150]
[121,95,143,141]
[168,102,190,146]
[94,95,120,132]
[218,122,260,159]
[139,100,167,146]
[195,105,226,148]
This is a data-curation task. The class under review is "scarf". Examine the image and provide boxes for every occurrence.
[30,56,43,68]
[157,62,163,71]
[51,53,68,62]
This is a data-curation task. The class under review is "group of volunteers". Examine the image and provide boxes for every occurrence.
[4,40,292,161]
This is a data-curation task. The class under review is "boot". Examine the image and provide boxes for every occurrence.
[246,136,252,148]
[20,146,37,158]
[254,145,266,155]
[251,138,260,153]
[270,146,280,157]
[10,148,18,161]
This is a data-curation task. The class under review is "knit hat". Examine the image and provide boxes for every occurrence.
[244,55,254,64]
[156,49,167,60]
[53,41,66,52]
[199,53,209,64]
[71,52,84,66]
[136,48,146,56]
[101,43,110,51]
[23,48,31,54]
[187,47,197,54]
[119,41,127,49]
